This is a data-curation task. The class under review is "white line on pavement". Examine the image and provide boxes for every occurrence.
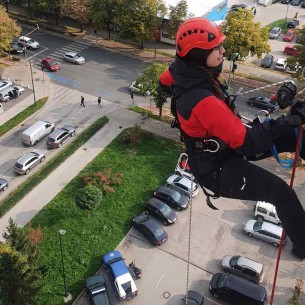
[155,273,164,287]
[26,47,48,60]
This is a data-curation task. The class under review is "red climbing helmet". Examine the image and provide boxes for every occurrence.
[176,17,226,57]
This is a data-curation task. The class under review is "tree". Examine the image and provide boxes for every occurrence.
[91,0,119,40]
[0,243,41,305]
[60,0,91,32]
[138,63,168,116]
[0,7,21,54]
[76,184,103,210]
[221,9,270,60]
[115,0,166,49]
[164,0,188,40]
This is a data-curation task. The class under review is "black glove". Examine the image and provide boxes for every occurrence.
[285,100,305,126]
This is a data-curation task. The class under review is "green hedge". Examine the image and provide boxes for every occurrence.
[0,116,109,217]
[0,97,48,137]
[29,127,181,305]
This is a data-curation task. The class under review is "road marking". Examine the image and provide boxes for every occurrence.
[26,47,48,61]
[155,273,164,287]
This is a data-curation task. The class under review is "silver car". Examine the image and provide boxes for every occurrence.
[0,81,13,92]
[221,255,265,284]
[13,85,25,96]
[244,220,286,247]
[14,149,45,175]
[269,27,281,39]
[46,125,75,149]
[166,174,199,197]
[0,178,8,191]
[63,52,85,64]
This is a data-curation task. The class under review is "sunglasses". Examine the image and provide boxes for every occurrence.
[213,42,224,51]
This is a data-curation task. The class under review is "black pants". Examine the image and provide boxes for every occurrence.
[189,127,305,256]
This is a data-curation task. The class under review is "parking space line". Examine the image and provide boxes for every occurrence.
[26,47,48,60]
[155,273,164,287]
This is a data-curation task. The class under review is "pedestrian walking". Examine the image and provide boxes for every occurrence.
[294,12,298,19]
[130,90,134,106]
[98,96,102,107]
[80,96,85,107]
[159,17,305,259]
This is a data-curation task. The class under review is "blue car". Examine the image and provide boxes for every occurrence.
[102,250,138,301]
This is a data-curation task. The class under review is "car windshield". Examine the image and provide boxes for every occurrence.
[73,54,81,59]
[154,227,165,237]
[160,204,172,216]
[171,191,182,201]
[271,30,277,34]
[229,255,239,267]
[253,221,263,231]
[15,162,23,169]
[28,39,35,44]
[286,32,293,37]
[49,60,57,66]
[216,273,228,288]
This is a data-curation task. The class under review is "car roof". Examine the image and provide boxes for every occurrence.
[276,58,286,64]
[133,213,150,224]
[86,274,106,288]
[156,186,178,196]
[271,27,281,31]
[49,129,65,138]
[237,256,263,272]
[225,274,266,299]
[257,201,276,211]
[42,57,54,62]
[65,51,77,56]
[17,152,37,163]
[147,198,166,209]
[261,222,282,235]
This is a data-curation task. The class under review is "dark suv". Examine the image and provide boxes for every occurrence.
[85,274,111,305]
[209,273,267,305]
[46,125,75,149]
[153,186,190,210]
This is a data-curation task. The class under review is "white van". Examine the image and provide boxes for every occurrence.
[254,201,281,225]
[275,58,287,71]
[22,120,55,146]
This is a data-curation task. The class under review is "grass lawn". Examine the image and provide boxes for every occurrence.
[31,128,182,305]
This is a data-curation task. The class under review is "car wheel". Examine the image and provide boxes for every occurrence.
[247,232,254,237]
[213,293,219,299]
[163,220,168,225]
[40,156,45,162]
[25,168,30,175]
[2,186,8,191]
[71,132,75,137]
[176,206,182,211]
[257,216,264,221]
[20,91,24,95]
[272,242,279,247]
[41,64,44,70]
[34,140,38,145]
[223,268,230,273]
[58,143,62,148]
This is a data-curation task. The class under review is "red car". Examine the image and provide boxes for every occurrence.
[284,45,301,56]
[283,29,296,42]
[41,57,61,72]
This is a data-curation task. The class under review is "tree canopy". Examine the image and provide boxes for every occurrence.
[0,7,21,53]
[221,9,270,60]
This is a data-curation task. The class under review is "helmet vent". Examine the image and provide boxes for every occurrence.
[208,33,216,42]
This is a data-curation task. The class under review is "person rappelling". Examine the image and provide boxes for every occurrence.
[159,17,305,259]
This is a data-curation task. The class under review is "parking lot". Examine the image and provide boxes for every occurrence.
[74,157,305,305]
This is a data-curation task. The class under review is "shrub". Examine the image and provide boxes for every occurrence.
[119,124,154,146]
[76,184,103,210]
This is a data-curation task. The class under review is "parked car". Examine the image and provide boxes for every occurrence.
[132,213,168,246]
[221,255,265,284]
[291,0,302,4]
[13,149,45,175]
[286,19,300,28]
[0,80,13,92]
[284,45,301,56]
[286,62,302,74]
[41,57,61,72]
[254,201,281,225]
[0,178,8,191]
[145,198,178,225]
[18,36,39,49]
[102,250,138,301]
[296,35,301,43]
[269,27,281,39]
[244,220,286,247]
[247,96,278,112]
[153,186,190,210]
[7,42,24,54]
[302,0,305,7]
[166,174,199,197]
[209,273,267,305]
[0,86,23,102]
[281,0,292,3]
[275,58,287,70]
[46,125,75,149]
[85,274,111,305]
[283,29,296,42]
[12,85,25,96]
[63,52,85,64]
[181,290,204,305]
[128,81,150,96]
[261,54,274,68]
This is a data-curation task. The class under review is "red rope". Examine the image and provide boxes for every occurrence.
[269,126,303,305]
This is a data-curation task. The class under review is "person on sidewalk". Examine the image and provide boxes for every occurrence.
[98,96,102,107]
[159,17,305,259]
[80,96,85,107]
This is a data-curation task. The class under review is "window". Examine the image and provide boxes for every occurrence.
[257,207,267,214]
[242,268,256,277]
[270,212,276,217]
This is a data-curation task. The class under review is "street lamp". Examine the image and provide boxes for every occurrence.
[58,229,68,298]
[285,5,289,22]
[29,60,36,104]
[23,24,39,64]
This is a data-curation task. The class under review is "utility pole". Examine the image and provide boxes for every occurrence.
[29,61,36,104]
